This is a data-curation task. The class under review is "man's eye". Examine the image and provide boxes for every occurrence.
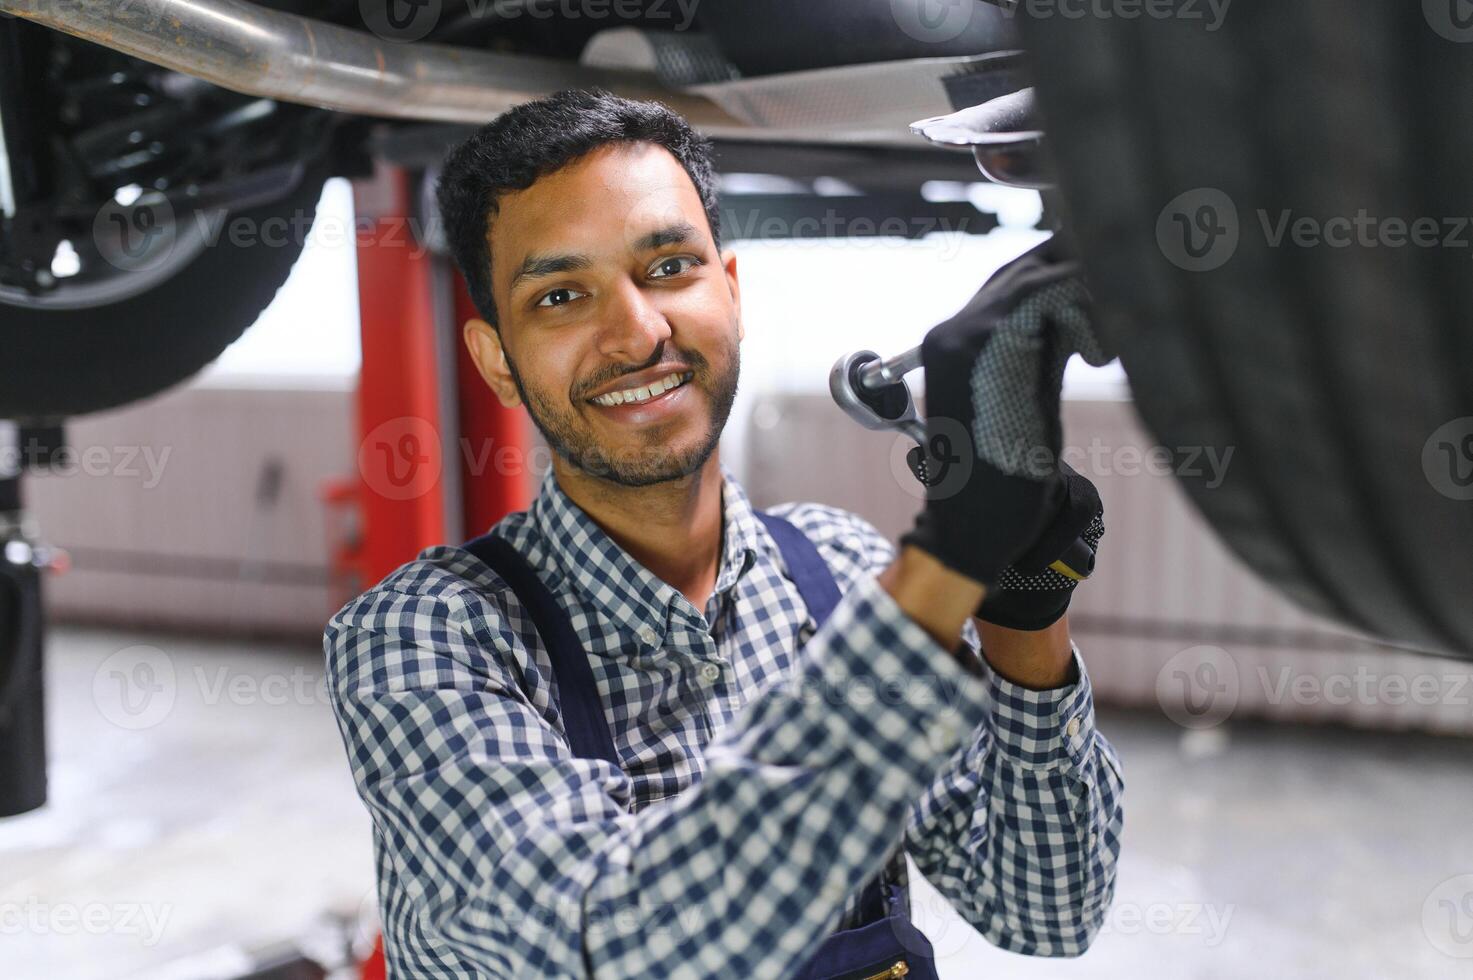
[535,287,585,309]
[650,256,700,279]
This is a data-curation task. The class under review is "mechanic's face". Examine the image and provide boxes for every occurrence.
[464,142,743,488]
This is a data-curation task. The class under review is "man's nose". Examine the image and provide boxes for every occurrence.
[596,278,673,363]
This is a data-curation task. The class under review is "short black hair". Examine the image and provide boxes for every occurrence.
[436,87,723,330]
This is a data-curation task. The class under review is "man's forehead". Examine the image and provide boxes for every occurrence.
[489,144,707,291]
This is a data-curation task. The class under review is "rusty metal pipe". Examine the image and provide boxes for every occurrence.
[0,0,752,131]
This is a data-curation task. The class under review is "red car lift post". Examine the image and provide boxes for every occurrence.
[325,165,532,599]
[324,168,533,978]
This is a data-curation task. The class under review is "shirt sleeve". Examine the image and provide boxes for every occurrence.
[779,503,1125,957]
[324,563,993,978]
[902,643,1125,956]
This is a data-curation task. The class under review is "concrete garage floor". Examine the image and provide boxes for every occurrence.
[3,626,1471,979]
[921,708,1473,979]
[2,625,377,979]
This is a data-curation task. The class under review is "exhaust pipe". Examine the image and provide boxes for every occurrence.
[0,0,753,131]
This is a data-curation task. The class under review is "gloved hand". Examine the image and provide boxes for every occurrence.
[976,462,1104,630]
[898,237,1111,592]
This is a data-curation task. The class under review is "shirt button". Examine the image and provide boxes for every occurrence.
[927,717,959,752]
[637,625,658,645]
[700,662,722,683]
[1065,717,1081,739]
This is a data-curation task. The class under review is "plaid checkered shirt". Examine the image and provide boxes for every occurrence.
[324,462,1124,978]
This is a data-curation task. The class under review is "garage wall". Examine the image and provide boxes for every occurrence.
[26,375,357,638]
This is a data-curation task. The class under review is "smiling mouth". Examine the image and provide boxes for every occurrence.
[587,370,694,407]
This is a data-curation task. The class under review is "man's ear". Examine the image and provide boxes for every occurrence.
[721,247,743,342]
[463,318,523,408]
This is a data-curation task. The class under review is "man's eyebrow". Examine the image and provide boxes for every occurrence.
[632,221,700,252]
[506,222,702,295]
[507,252,593,294]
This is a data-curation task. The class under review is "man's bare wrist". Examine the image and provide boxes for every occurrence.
[877,545,987,658]
[976,617,1077,689]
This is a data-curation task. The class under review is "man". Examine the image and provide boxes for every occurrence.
[325,88,1123,978]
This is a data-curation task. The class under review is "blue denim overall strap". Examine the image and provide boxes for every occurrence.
[751,511,842,626]
[461,531,622,768]
[461,512,938,979]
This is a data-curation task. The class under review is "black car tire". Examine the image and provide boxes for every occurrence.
[0,170,329,420]
[1017,3,1473,654]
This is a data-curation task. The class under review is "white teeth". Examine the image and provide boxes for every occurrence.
[592,372,690,407]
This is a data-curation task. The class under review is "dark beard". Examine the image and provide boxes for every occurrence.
[505,333,740,488]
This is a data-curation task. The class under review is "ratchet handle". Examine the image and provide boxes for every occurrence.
[849,356,911,424]
[841,346,1097,582]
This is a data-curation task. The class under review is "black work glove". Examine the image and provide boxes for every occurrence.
[976,463,1104,631]
[898,238,1111,591]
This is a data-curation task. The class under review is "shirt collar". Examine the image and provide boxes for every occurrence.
[530,461,765,642]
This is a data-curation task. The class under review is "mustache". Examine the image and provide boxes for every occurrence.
[578,341,703,398]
